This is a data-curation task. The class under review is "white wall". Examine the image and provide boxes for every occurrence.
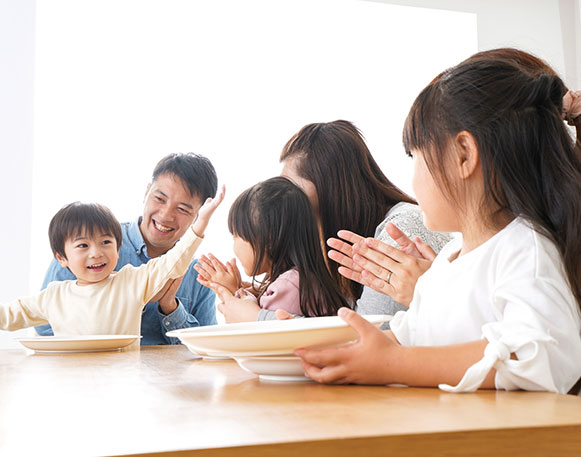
[0,0,36,347]
[376,0,581,88]
[1,0,580,349]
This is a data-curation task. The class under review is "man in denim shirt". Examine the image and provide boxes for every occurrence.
[36,153,218,344]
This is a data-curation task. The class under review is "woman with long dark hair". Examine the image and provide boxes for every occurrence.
[280,120,450,317]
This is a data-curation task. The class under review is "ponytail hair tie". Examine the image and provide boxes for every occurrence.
[562,90,581,125]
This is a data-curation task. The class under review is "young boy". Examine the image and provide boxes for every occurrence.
[0,187,223,336]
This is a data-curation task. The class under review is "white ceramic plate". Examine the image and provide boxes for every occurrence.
[234,355,310,382]
[16,335,141,353]
[182,342,230,360]
[166,314,392,357]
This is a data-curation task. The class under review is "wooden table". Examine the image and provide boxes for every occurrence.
[1,345,580,457]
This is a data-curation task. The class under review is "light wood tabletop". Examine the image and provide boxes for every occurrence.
[1,344,580,457]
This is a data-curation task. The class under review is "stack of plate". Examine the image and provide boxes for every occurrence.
[167,315,392,382]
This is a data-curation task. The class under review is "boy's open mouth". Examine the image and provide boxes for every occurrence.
[153,220,174,233]
[88,263,106,270]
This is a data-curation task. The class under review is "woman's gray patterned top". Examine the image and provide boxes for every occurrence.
[257,202,452,322]
[356,202,452,328]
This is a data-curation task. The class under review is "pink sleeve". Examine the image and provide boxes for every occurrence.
[259,270,302,316]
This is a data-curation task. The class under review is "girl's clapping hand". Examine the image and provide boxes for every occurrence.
[209,283,261,323]
[195,254,240,294]
[295,308,403,384]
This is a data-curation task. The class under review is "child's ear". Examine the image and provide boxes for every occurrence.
[55,253,69,268]
[454,131,480,180]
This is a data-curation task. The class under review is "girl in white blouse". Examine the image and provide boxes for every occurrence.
[295,56,581,394]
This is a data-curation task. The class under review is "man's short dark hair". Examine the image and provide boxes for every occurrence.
[49,202,123,259]
[152,153,218,201]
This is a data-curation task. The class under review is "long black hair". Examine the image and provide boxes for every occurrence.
[403,58,581,310]
[228,177,349,317]
[280,120,415,302]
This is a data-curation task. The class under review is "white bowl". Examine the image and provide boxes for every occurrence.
[234,355,309,382]
[167,314,391,357]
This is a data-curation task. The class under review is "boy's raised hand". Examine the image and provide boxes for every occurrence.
[192,185,225,237]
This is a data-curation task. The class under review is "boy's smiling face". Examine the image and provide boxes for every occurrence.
[55,231,119,286]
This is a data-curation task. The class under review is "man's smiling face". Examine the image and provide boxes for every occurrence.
[140,173,202,258]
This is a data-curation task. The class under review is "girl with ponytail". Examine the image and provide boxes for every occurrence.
[295,56,581,394]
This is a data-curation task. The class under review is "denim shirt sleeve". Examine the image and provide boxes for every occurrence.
[35,258,76,336]
[155,260,217,345]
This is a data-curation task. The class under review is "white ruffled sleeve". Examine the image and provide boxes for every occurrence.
[439,324,558,392]
[440,279,581,394]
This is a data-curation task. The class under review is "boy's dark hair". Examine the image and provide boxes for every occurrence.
[152,153,218,201]
[228,177,349,317]
[49,202,123,259]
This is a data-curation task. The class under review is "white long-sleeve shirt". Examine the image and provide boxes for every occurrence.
[0,226,202,337]
[390,218,581,394]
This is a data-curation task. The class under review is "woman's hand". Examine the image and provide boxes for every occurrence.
[327,223,435,307]
[195,254,240,294]
[210,283,261,323]
[295,308,403,384]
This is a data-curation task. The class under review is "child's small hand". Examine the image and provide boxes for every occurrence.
[211,283,261,323]
[295,308,402,384]
[192,185,225,237]
[195,254,239,294]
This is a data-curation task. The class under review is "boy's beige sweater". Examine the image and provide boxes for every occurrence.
[0,226,202,337]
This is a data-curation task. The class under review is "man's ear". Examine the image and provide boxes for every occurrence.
[454,131,480,180]
[55,253,68,268]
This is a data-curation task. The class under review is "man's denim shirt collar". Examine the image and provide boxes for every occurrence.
[127,217,149,259]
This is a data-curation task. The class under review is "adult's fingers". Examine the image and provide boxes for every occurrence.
[360,269,398,299]
[327,237,354,257]
[361,237,408,264]
[336,230,365,244]
[328,248,361,272]
[352,243,399,280]
[337,266,364,283]
[414,237,437,261]
[384,223,422,258]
